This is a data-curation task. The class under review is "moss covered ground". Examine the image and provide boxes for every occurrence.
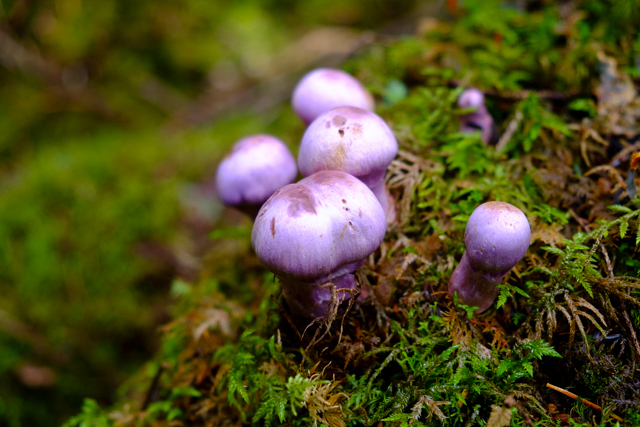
[3,0,640,426]
[61,1,640,425]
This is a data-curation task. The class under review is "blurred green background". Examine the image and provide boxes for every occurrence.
[0,0,428,425]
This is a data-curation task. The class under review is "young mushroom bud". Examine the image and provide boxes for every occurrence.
[216,134,297,219]
[292,68,375,125]
[457,88,494,144]
[298,106,398,223]
[448,202,531,312]
[252,170,386,318]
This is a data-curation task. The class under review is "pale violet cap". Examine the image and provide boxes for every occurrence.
[457,87,485,108]
[298,106,397,188]
[464,201,531,273]
[292,68,375,125]
[216,134,297,213]
[251,170,386,283]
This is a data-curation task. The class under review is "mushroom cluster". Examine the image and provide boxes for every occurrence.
[214,70,525,320]
[448,201,531,312]
[215,68,398,319]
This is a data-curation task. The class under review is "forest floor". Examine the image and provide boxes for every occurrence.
[60,1,640,426]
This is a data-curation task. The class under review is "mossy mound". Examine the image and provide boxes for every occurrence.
[66,1,640,426]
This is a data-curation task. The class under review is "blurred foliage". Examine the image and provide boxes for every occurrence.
[0,0,417,158]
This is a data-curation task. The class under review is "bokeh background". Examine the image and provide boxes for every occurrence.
[0,0,441,425]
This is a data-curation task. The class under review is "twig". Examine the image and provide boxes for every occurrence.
[0,309,68,365]
[277,298,303,342]
[621,307,640,362]
[449,79,580,101]
[142,362,166,410]
[487,87,581,101]
[611,140,640,166]
[546,383,623,422]
[569,208,614,278]
[166,28,376,129]
[0,29,118,120]
[468,318,491,328]
[496,110,523,152]
[573,205,640,360]
[600,245,614,279]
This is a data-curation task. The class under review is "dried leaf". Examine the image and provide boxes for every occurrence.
[486,405,512,427]
[596,52,637,113]
[193,309,232,339]
[531,226,566,247]
[410,395,450,421]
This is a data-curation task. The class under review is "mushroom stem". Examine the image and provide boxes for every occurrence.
[460,106,494,144]
[448,252,507,312]
[369,180,396,224]
[280,273,358,319]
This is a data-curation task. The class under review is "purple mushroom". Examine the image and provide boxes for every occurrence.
[292,68,375,125]
[448,201,531,312]
[297,106,398,223]
[252,170,386,318]
[457,88,494,144]
[216,134,297,219]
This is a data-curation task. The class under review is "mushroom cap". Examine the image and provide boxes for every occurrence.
[292,68,375,125]
[298,106,398,188]
[457,88,485,109]
[215,134,297,208]
[464,202,531,273]
[251,170,386,282]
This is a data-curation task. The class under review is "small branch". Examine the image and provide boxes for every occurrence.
[621,307,640,362]
[0,309,68,365]
[468,318,491,328]
[496,110,523,152]
[546,383,623,422]
[487,88,581,101]
[569,208,614,278]
[141,362,166,410]
[0,29,119,120]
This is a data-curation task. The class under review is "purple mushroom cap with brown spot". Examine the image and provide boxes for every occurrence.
[292,68,375,125]
[298,107,397,187]
[297,106,398,221]
[464,201,531,273]
[216,134,297,217]
[251,170,386,283]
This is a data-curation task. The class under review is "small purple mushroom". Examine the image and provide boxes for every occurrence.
[292,68,375,125]
[297,106,398,222]
[448,201,531,312]
[457,88,494,144]
[216,134,297,219]
[252,170,386,318]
